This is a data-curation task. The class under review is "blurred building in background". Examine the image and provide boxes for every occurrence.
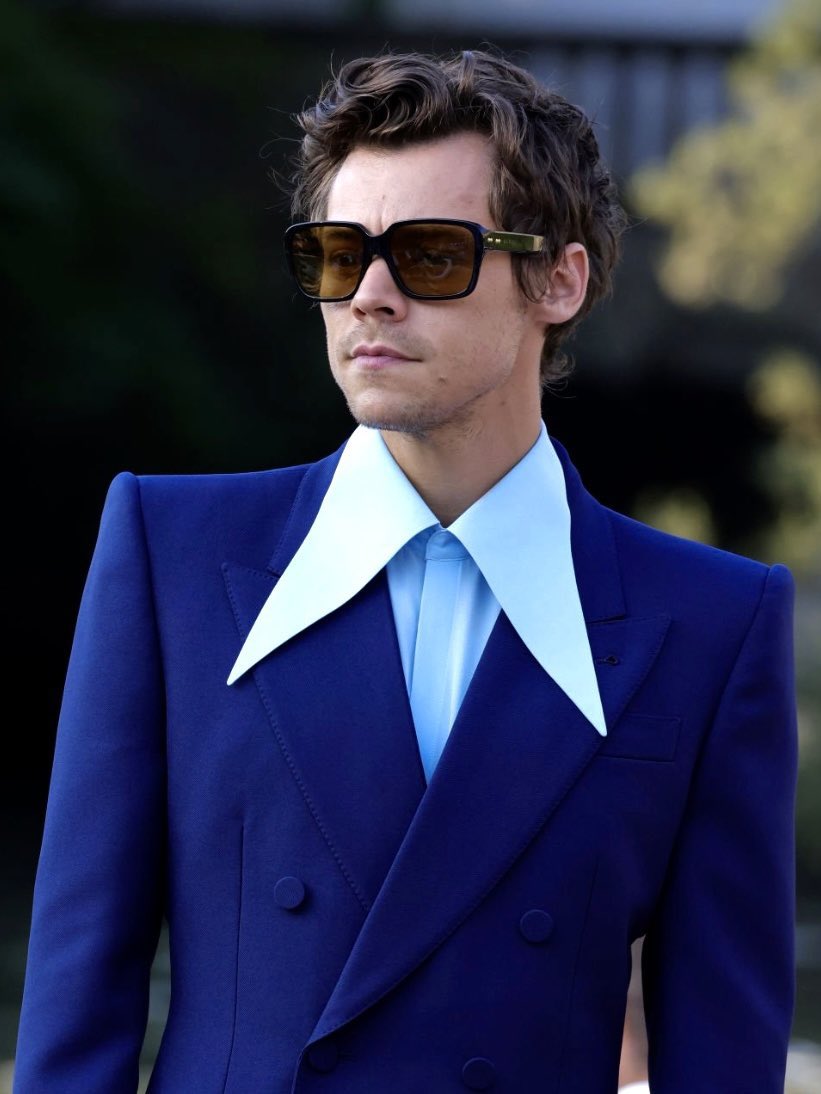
[97,0,783,177]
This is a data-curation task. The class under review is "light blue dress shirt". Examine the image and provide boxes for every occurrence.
[389,526,501,781]
[228,423,606,782]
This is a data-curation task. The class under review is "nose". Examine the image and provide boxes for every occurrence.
[351,256,409,320]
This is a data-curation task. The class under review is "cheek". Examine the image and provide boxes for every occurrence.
[321,313,341,364]
[460,307,510,361]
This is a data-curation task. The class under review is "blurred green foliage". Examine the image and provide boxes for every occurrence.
[631,0,821,896]
[631,0,821,310]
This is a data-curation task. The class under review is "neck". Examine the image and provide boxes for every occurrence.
[380,409,543,527]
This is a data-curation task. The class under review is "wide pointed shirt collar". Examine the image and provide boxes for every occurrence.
[228,423,606,736]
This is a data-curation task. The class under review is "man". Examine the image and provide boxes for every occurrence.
[15,50,797,1093]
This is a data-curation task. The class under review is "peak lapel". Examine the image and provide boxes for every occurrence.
[224,563,427,912]
[223,447,427,913]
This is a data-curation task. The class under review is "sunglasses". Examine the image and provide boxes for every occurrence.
[284,218,545,302]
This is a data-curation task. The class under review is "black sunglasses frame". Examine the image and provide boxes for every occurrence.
[284,218,545,302]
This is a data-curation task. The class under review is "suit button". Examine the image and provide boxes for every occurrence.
[462,1056,496,1089]
[275,876,306,910]
[306,1039,339,1072]
[519,909,554,944]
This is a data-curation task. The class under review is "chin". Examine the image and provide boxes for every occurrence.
[346,397,441,439]
[351,409,430,438]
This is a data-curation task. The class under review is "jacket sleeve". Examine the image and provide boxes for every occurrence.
[641,563,798,1092]
[14,473,166,1094]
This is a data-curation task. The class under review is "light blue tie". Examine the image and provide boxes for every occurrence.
[408,529,471,784]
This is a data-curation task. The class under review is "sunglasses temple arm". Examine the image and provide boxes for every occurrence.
[482,230,545,254]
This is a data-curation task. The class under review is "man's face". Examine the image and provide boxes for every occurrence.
[320,132,548,440]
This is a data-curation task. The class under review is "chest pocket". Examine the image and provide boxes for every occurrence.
[597,713,681,761]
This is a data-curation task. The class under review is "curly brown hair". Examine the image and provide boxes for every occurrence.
[289,49,626,385]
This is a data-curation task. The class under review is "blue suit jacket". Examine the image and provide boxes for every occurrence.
[15,437,797,1093]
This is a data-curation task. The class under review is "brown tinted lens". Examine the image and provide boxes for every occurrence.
[290,225,364,299]
[390,223,476,297]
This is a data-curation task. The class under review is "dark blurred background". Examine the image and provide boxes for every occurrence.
[3,0,820,1085]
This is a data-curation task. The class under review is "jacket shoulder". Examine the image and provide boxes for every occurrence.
[99,450,343,568]
[133,459,315,506]
[604,504,792,619]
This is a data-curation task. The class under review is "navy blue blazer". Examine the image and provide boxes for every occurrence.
[15,437,797,1093]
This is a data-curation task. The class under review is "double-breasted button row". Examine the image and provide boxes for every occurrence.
[275,880,553,947]
[519,908,554,944]
[274,875,306,910]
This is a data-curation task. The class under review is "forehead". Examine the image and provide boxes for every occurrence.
[325,132,495,230]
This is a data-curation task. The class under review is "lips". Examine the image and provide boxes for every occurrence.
[352,344,414,361]
[351,343,417,369]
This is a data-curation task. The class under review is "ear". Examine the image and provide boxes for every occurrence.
[535,243,590,325]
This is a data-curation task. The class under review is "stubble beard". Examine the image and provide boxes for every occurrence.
[341,377,500,444]
[343,394,440,440]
